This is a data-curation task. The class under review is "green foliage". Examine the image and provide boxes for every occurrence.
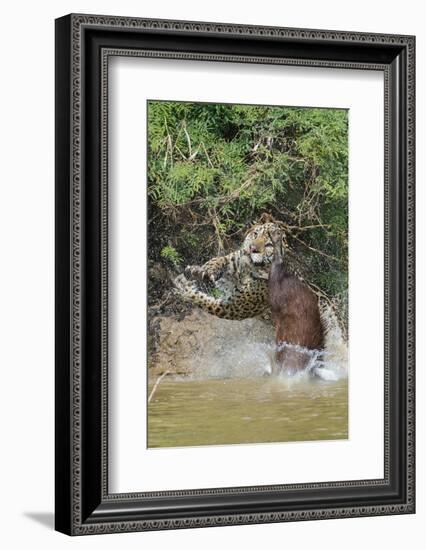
[160,245,183,266]
[148,100,349,315]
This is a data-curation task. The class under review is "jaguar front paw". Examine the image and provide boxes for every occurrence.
[173,273,193,294]
[184,265,218,284]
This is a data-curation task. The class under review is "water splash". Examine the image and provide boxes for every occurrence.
[188,339,275,379]
[185,306,347,383]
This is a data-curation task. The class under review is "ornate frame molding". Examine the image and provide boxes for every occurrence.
[55,14,415,535]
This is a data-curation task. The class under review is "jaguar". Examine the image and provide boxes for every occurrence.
[173,214,290,320]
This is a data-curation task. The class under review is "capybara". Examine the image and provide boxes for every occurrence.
[268,229,324,375]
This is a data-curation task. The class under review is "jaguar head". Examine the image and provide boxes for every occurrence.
[242,214,286,267]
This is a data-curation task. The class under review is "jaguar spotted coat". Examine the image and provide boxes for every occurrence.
[173,216,289,320]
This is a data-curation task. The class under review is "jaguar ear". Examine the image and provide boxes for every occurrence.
[270,227,282,244]
[269,226,288,249]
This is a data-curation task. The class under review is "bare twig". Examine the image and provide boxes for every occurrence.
[289,233,340,263]
[188,149,199,161]
[273,218,339,262]
[148,291,173,311]
[209,207,225,254]
[172,145,184,160]
[201,142,214,168]
[305,280,334,307]
[251,138,262,153]
[182,122,192,157]
[148,370,170,404]
[163,118,174,168]
[284,223,331,232]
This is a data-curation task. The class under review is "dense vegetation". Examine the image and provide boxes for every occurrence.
[147,100,348,327]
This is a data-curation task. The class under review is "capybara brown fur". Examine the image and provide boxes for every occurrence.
[268,229,324,375]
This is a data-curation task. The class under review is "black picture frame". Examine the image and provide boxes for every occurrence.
[55,13,415,535]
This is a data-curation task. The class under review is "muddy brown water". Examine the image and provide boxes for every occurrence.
[147,376,348,448]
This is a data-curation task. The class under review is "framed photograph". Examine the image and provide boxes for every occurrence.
[55,14,415,535]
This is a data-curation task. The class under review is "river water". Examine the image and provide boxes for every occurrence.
[148,374,348,448]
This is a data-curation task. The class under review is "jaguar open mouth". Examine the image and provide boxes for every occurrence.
[251,256,272,267]
[250,255,267,266]
[251,255,274,266]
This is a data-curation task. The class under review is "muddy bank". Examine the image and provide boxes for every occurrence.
[148,309,275,379]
